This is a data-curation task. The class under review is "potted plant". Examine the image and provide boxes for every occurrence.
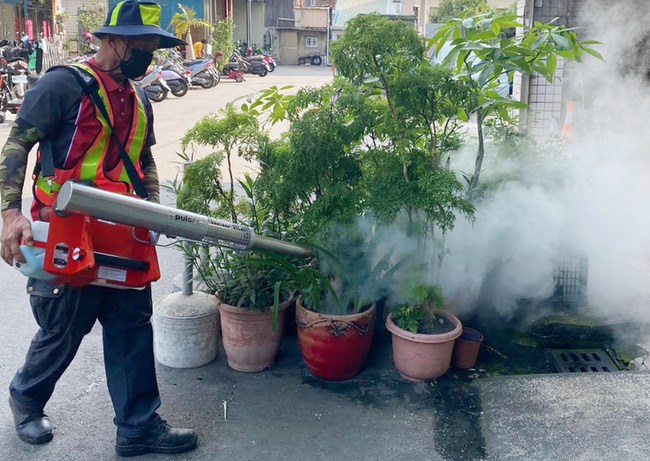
[258,230,406,382]
[386,285,463,381]
[215,250,294,372]
[265,246,384,381]
[177,108,298,372]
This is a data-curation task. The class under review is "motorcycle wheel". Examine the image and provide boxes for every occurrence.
[147,83,167,102]
[267,63,275,72]
[0,91,7,113]
[0,112,5,124]
[210,69,221,87]
[171,79,188,97]
[255,66,268,77]
[311,55,322,66]
[198,71,214,89]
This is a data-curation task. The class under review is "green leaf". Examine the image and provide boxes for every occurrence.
[531,33,547,51]
[457,109,469,122]
[551,32,571,50]
[272,281,281,334]
[583,47,604,61]
[546,53,557,76]
[490,21,501,37]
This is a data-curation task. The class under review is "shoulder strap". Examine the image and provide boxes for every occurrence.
[57,64,149,199]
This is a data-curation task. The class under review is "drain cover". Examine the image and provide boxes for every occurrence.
[550,349,618,373]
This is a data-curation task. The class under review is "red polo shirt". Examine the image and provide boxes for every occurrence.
[68,58,143,170]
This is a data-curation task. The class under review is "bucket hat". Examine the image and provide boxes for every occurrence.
[94,0,186,48]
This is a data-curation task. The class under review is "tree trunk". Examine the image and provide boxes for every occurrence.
[185,32,196,60]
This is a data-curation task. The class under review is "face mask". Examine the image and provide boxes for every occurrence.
[120,47,153,80]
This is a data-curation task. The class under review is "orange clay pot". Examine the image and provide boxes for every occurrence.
[451,327,484,369]
[218,297,292,372]
[386,311,462,382]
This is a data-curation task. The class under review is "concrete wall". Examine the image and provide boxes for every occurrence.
[0,3,18,41]
[296,7,328,28]
[232,0,265,46]
[297,29,326,59]
[264,0,294,28]
[277,29,297,64]
[277,28,327,64]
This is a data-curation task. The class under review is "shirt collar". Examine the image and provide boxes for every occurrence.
[88,58,133,93]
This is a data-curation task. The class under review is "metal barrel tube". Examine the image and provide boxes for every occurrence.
[252,234,312,258]
[56,182,311,258]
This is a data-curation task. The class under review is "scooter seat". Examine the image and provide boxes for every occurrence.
[183,59,207,67]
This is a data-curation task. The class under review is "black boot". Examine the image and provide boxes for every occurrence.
[8,396,53,444]
[115,420,198,457]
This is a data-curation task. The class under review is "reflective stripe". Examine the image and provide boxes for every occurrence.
[109,2,125,26]
[34,176,61,195]
[139,3,161,27]
[70,64,114,181]
[118,86,147,184]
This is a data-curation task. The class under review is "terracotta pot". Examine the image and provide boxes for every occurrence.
[218,297,292,372]
[451,327,484,369]
[296,298,375,381]
[386,311,462,382]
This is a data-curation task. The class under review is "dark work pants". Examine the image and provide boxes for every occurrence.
[9,279,162,437]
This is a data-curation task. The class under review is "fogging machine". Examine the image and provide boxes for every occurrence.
[15,181,311,288]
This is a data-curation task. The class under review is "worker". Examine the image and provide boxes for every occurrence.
[0,0,198,457]
[193,38,206,58]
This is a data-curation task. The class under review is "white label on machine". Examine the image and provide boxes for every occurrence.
[53,243,69,268]
[12,75,28,84]
[98,266,127,282]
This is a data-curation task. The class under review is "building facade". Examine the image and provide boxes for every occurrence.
[0,0,54,42]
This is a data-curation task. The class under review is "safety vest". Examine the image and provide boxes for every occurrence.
[33,62,148,210]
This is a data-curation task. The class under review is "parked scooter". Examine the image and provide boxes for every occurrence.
[133,66,170,102]
[2,56,31,98]
[160,67,188,97]
[168,49,219,88]
[0,57,38,123]
[224,50,268,77]
[263,55,277,72]
[244,46,276,72]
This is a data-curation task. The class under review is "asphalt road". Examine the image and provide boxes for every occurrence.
[0,64,335,196]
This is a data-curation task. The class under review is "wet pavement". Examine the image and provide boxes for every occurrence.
[1,199,650,460]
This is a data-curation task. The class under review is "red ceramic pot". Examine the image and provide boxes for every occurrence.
[296,298,375,381]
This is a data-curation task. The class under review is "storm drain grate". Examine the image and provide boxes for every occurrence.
[550,349,618,373]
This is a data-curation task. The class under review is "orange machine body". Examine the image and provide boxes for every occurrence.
[42,210,161,288]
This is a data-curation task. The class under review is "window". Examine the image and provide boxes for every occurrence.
[306,37,318,48]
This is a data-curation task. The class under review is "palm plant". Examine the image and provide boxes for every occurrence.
[167,4,214,60]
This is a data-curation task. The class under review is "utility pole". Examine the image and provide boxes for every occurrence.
[246,0,251,47]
